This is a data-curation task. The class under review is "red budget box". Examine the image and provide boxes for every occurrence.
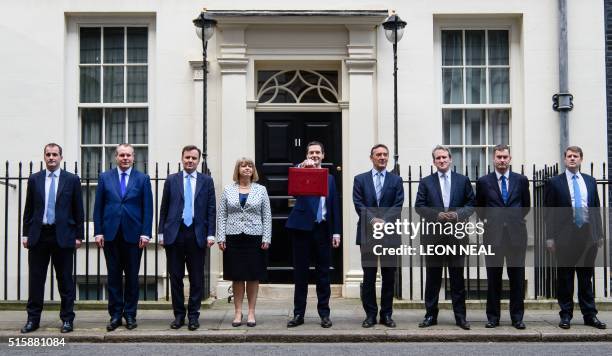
[288,167,328,197]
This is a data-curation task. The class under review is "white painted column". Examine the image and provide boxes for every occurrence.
[343,25,378,298]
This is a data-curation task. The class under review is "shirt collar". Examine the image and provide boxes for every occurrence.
[46,167,61,177]
[183,170,197,179]
[371,168,387,177]
[437,170,450,178]
[495,170,509,181]
[117,167,132,176]
[565,169,581,180]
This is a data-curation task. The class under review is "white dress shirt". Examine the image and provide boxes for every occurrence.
[43,168,61,225]
[495,170,510,193]
[565,169,589,223]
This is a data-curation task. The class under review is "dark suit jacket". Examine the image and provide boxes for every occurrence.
[285,174,341,237]
[23,169,84,248]
[158,171,216,248]
[93,168,153,243]
[415,171,475,244]
[352,170,404,245]
[475,171,530,247]
[544,172,603,246]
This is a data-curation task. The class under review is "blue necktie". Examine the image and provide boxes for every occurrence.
[316,198,323,223]
[46,172,56,224]
[572,175,584,227]
[120,172,127,198]
[375,172,383,205]
[183,174,193,227]
[501,175,508,205]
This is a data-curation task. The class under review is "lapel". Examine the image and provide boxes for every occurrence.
[123,169,138,200]
[176,172,185,203]
[432,173,444,206]
[559,173,572,206]
[365,171,377,205]
[111,169,122,200]
[194,172,204,199]
[380,171,392,203]
[242,183,255,210]
[56,170,68,201]
[506,172,518,204]
[37,170,46,203]
[488,173,504,203]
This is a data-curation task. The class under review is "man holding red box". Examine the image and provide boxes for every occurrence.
[286,141,341,329]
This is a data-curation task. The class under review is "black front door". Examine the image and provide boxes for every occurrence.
[255,112,342,283]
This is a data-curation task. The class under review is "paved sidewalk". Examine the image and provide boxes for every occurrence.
[0,298,611,343]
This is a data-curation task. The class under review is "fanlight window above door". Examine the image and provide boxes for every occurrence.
[257,70,339,104]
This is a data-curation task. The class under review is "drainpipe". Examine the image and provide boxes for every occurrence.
[553,0,573,167]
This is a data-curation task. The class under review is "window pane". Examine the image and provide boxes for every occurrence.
[105,108,125,144]
[134,147,148,173]
[489,68,510,104]
[442,109,463,145]
[79,67,100,103]
[449,148,463,173]
[103,66,124,103]
[466,68,486,104]
[488,109,510,145]
[442,68,463,104]
[81,109,102,144]
[466,148,486,179]
[127,66,147,103]
[127,27,148,63]
[465,30,485,65]
[103,27,124,64]
[81,147,102,176]
[128,109,148,144]
[104,147,116,170]
[465,110,485,145]
[80,27,101,64]
[441,30,463,66]
[488,30,509,65]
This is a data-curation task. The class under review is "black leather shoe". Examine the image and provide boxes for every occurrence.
[320,316,332,328]
[106,318,122,331]
[584,316,606,329]
[188,319,200,331]
[558,317,571,329]
[246,320,257,327]
[232,313,243,327]
[287,315,304,328]
[513,320,526,330]
[60,321,73,333]
[20,321,39,334]
[485,320,499,328]
[170,318,185,329]
[418,316,437,328]
[125,316,137,330]
[362,317,376,328]
[456,318,471,330]
[380,315,396,328]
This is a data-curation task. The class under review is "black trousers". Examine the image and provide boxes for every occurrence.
[556,224,598,320]
[291,222,331,318]
[165,223,205,321]
[27,225,75,324]
[361,265,396,319]
[423,252,466,321]
[103,229,142,319]
[485,230,526,323]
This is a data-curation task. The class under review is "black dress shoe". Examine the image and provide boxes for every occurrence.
[125,316,138,330]
[287,315,304,328]
[60,321,73,333]
[362,317,376,328]
[20,321,39,334]
[418,316,437,328]
[456,318,471,330]
[513,320,526,330]
[558,317,571,329]
[106,318,122,331]
[584,316,606,329]
[188,319,200,331]
[320,316,332,328]
[170,318,185,329]
[380,315,396,328]
[485,320,499,328]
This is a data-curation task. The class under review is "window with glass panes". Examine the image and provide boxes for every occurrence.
[441,29,510,178]
[79,26,148,178]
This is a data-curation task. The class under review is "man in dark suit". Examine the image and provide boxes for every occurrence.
[286,141,341,328]
[475,144,530,329]
[21,143,84,334]
[415,145,474,330]
[545,146,606,329]
[158,145,216,331]
[94,143,153,331]
[353,144,404,328]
